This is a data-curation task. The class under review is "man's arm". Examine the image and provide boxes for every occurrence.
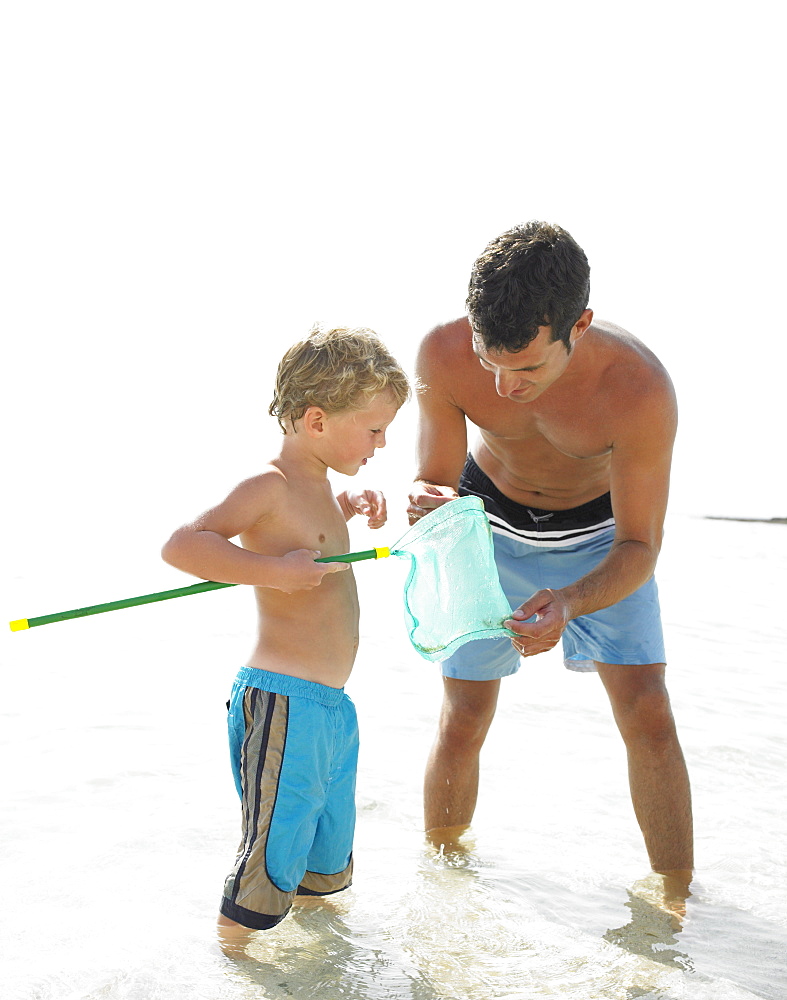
[161,472,347,595]
[508,380,677,654]
[407,324,470,522]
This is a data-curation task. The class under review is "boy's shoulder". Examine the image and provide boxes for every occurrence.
[215,464,292,525]
[230,464,291,504]
[240,463,287,486]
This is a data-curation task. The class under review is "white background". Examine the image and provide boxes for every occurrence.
[2,1,785,615]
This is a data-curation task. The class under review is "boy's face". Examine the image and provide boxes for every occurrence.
[322,390,400,476]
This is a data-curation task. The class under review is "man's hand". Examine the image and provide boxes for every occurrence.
[274,549,349,594]
[342,489,387,528]
[505,588,571,657]
[407,482,459,524]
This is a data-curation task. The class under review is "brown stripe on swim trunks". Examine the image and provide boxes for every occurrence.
[222,688,292,921]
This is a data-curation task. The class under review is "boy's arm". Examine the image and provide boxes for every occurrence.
[162,472,347,594]
[336,489,387,529]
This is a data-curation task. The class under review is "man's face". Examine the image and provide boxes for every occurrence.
[472,326,575,403]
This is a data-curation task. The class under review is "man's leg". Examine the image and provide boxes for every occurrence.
[424,677,501,838]
[596,663,693,875]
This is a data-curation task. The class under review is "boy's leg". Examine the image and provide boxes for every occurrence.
[220,684,299,932]
[299,692,358,897]
[217,912,256,955]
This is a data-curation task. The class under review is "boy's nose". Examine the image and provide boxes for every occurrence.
[376,432,387,448]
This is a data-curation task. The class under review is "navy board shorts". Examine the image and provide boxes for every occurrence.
[221,667,358,930]
[441,454,666,679]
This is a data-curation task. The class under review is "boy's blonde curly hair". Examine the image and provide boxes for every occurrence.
[269,324,410,432]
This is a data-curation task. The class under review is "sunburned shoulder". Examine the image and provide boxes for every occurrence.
[585,322,677,436]
[422,316,472,352]
[416,317,474,383]
[589,320,674,394]
[590,319,663,364]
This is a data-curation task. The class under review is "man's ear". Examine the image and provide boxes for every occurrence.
[302,405,328,437]
[570,308,594,344]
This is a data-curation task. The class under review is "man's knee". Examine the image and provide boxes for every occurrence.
[598,664,678,744]
[437,678,500,751]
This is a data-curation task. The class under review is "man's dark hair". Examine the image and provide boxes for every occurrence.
[466,221,591,353]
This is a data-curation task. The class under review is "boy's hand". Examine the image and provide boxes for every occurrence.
[341,489,387,529]
[275,549,349,593]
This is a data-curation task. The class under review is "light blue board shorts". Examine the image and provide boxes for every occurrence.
[443,455,666,680]
[221,667,358,930]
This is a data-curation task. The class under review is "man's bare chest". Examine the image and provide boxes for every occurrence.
[462,394,613,461]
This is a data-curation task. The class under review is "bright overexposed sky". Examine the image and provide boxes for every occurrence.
[2,2,785,614]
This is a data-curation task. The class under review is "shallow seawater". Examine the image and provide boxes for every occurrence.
[1,514,786,999]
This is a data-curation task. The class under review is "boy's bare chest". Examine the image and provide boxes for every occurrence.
[243,488,350,558]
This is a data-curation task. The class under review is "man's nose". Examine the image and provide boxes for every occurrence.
[495,370,519,396]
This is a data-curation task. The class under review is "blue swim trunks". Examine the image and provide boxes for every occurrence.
[442,455,666,680]
[221,667,358,930]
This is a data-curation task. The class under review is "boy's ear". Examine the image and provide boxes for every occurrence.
[302,405,328,437]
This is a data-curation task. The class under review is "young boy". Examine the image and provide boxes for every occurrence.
[161,325,409,945]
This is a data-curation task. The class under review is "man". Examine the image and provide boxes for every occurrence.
[408,221,692,875]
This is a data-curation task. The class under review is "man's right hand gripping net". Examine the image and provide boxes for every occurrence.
[392,496,514,662]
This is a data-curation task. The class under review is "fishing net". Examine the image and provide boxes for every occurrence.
[391,496,514,661]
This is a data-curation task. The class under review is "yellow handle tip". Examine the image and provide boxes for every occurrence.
[374,547,391,559]
[9,619,30,632]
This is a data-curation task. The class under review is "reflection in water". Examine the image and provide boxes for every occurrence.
[604,872,694,972]
[219,856,785,1000]
[221,894,438,1000]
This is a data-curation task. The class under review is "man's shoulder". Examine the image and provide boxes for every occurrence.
[591,319,664,362]
[590,320,673,391]
[584,322,676,438]
[417,316,473,370]
[423,316,472,347]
